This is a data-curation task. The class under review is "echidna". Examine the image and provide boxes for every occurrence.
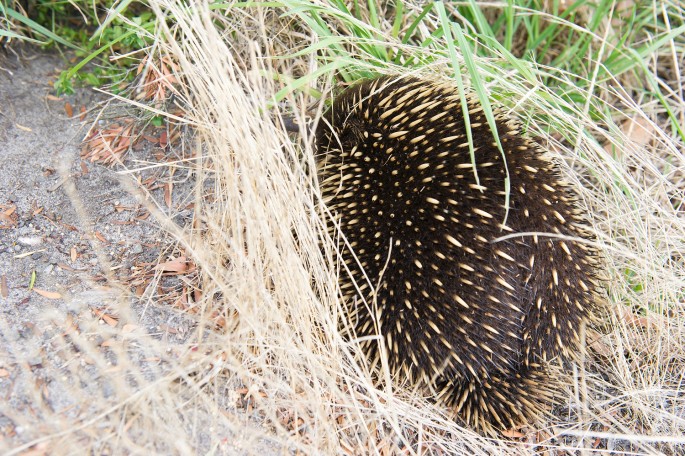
[315,76,601,432]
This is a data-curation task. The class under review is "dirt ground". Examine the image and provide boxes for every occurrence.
[0,50,283,454]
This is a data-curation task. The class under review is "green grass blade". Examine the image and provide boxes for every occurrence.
[273,58,351,103]
[92,0,136,39]
[0,29,44,44]
[434,1,480,189]
[465,0,494,40]
[401,3,433,45]
[391,0,404,40]
[65,29,137,80]
[0,3,81,50]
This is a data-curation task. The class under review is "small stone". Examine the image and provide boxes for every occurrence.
[31,252,43,260]
[18,236,42,246]
[130,243,143,255]
[4,327,21,342]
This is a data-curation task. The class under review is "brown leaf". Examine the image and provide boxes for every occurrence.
[33,288,62,299]
[122,324,139,334]
[64,102,73,118]
[57,262,83,272]
[94,231,109,244]
[70,246,78,262]
[63,314,79,335]
[79,105,87,121]
[0,212,17,227]
[164,182,172,208]
[622,116,654,147]
[81,123,135,164]
[159,131,168,148]
[156,256,191,273]
[93,308,119,327]
[159,323,178,334]
[501,428,526,438]
[1,275,7,298]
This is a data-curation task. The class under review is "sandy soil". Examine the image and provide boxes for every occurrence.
[0,50,282,455]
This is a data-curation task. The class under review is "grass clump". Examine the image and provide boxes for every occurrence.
[1,0,154,94]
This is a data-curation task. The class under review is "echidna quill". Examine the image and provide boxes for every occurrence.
[315,76,601,432]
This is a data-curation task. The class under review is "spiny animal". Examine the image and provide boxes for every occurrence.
[315,76,601,433]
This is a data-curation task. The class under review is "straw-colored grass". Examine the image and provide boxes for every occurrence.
[4,0,684,454]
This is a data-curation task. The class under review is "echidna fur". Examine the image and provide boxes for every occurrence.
[315,76,601,433]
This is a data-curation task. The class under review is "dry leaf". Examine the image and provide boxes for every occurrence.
[1,275,7,298]
[63,314,79,335]
[101,338,117,347]
[501,428,526,438]
[622,116,654,147]
[93,308,119,327]
[64,102,73,117]
[81,122,135,164]
[155,256,192,273]
[143,134,159,144]
[33,288,62,299]
[94,231,109,244]
[122,324,139,334]
[70,246,77,262]
[159,323,178,334]
[164,182,172,208]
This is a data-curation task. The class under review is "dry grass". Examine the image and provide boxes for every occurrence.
[4,0,685,454]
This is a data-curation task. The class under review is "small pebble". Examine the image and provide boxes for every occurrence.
[31,252,43,260]
[130,243,143,255]
[18,236,42,246]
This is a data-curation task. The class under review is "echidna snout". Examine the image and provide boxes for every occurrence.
[316,76,601,432]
